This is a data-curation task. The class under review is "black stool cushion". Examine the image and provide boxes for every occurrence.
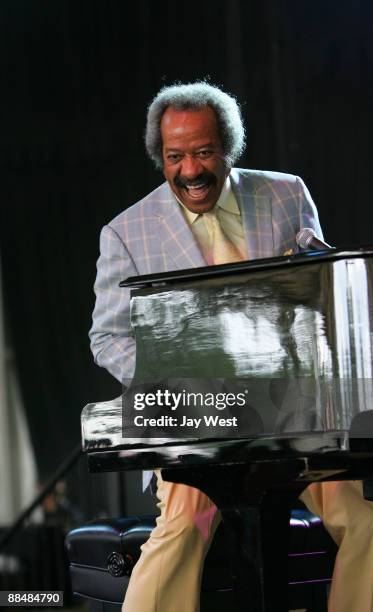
[66,515,155,603]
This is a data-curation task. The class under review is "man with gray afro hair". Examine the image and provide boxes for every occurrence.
[90,82,371,612]
[145,81,245,170]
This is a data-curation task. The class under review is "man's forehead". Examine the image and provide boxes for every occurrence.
[160,106,220,143]
[161,106,217,127]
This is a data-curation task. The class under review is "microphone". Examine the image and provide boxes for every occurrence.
[296,228,334,251]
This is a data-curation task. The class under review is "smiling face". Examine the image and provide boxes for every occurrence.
[160,106,229,214]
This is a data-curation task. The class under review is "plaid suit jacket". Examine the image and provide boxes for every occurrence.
[89,168,323,383]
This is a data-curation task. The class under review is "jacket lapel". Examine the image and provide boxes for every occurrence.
[230,169,274,260]
[155,184,206,269]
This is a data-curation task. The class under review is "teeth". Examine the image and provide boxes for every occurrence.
[186,183,206,190]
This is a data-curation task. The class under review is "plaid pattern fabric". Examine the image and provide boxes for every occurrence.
[89,168,323,382]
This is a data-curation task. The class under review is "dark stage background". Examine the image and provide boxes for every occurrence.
[1,0,372,482]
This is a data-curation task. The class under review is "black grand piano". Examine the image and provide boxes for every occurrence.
[80,248,373,611]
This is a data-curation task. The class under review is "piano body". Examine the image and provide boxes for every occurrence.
[82,248,373,611]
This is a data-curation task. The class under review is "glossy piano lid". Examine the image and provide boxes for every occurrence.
[120,246,373,288]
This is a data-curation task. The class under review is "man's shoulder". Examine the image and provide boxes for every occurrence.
[108,181,170,231]
[232,168,300,193]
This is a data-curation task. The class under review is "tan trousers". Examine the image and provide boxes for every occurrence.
[122,474,373,612]
[301,481,373,612]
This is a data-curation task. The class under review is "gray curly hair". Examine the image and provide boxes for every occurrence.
[145,81,246,169]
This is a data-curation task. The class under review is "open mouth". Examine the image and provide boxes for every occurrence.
[184,181,212,200]
[173,172,217,204]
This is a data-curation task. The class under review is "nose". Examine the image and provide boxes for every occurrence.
[179,154,203,179]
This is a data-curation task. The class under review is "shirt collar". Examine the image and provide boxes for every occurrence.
[175,175,240,224]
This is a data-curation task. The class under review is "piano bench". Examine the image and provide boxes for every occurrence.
[65,510,337,612]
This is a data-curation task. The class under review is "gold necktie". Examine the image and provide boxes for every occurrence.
[203,210,244,264]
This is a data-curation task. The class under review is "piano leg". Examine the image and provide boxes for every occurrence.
[162,463,307,612]
[221,497,292,611]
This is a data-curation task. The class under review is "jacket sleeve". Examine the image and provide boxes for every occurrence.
[296,176,324,240]
[89,224,138,384]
